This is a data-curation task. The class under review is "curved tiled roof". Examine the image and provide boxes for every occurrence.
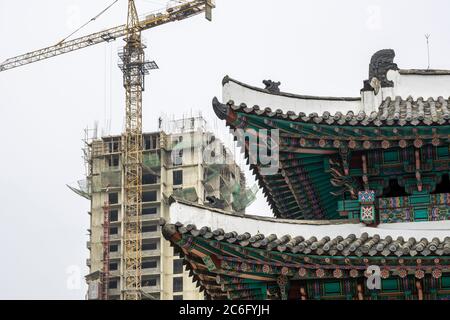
[163,200,450,300]
[163,200,450,258]
[164,221,450,258]
[213,96,450,127]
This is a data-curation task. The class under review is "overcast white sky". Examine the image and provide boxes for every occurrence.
[1,0,449,299]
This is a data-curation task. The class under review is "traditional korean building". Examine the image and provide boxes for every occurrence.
[162,49,450,300]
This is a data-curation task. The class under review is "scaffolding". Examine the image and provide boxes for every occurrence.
[173,187,199,202]
[100,200,110,300]
[67,180,91,200]
[159,114,207,134]
[143,152,161,174]
[203,162,258,212]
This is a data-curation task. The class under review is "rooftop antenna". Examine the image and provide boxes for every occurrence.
[425,34,431,69]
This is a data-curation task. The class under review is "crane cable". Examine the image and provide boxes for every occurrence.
[58,0,119,45]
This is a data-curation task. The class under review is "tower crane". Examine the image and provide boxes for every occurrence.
[0,0,215,300]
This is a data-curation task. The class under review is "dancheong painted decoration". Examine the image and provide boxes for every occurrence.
[162,49,450,300]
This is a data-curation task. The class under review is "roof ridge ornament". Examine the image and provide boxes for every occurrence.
[212,97,228,120]
[222,75,230,86]
[263,79,281,93]
[362,49,399,92]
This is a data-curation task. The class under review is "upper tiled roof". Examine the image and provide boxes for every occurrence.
[214,96,450,127]
[218,49,450,126]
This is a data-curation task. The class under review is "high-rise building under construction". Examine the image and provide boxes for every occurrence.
[76,116,253,300]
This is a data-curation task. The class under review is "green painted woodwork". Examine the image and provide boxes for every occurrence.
[337,200,359,211]
[340,192,450,223]
[230,111,450,222]
[337,199,361,218]
[441,276,450,289]
[437,146,449,158]
[381,279,399,292]
[202,255,217,271]
[349,169,363,176]
[324,281,341,295]
[383,150,399,163]
[410,194,430,205]
[414,208,428,221]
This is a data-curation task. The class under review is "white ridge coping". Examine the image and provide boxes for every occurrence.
[169,201,450,241]
[222,77,362,115]
[223,74,450,114]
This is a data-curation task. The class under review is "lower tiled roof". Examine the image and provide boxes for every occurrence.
[163,221,450,258]
[162,200,450,300]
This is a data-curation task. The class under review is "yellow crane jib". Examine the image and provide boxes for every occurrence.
[0,0,215,73]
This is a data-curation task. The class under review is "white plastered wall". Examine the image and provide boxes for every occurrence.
[170,202,450,241]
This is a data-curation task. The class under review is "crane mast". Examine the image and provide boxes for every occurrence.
[119,0,154,301]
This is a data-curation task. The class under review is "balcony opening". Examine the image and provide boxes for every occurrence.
[142,242,157,251]
[107,155,119,167]
[144,135,159,150]
[142,191,157,202]
[142,173,157,185]
[108,280,118,289]
[142,278,157,287]
[173,170,183,185]
[173,277,183,293]
[109,210,118,222]
[173,259,184,274]
[108,193,118,204]
[142,225,157,233]
[142,260,157,269]
[107,140,120,153]
[109,262,118,271]
[142,279,156,287]
[142,207,157,215]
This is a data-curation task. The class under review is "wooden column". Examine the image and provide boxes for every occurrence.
[416,280,423,300]
[414,148,423,192]
[357,283,364,300]
[300,286,307,300]
[362,154,369,190]
[277,276,289,300]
